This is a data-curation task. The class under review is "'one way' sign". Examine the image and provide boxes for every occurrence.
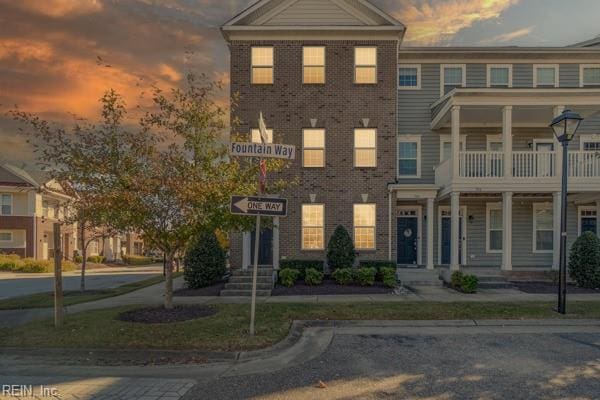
[230,196,288,217]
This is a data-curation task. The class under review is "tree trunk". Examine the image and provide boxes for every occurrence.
[53,223,64,327]
[164,252,175,309]
[80,227,87,292]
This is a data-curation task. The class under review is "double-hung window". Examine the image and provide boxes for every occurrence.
[486,203,503,253]
[397,136,421,178]
[578,207,598,236]
[354,128,377,167]
[0,194,12,215]
[251,47,274,84]
[251,128,273,144]
[303,129,325,168]
[581,64,600,87]
[533,204,554,252]
[398,65,420,89]
[581,135,600,151]
[441,64,465,95]
[0,231,12,242]
[303,47,325,84]
[487,65,512,88]
[534,65,558,87]
[302,204,324,250]
[354,204,376,250]
[354,47,377,84]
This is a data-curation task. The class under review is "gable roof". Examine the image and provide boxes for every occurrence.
[570,34,600,48]
[222,0,405,40]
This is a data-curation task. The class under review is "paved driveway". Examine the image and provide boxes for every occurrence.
[0,266,163,299]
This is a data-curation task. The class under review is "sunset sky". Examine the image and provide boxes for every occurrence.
[1,0,600,165]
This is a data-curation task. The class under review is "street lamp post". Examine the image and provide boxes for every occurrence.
[550,109,583,314]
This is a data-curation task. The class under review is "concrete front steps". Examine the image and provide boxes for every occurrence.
[220,265,274,297]
[396,268,442,287]
[458,267,516,289]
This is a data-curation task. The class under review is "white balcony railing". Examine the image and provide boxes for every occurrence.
[569,151,600,178]
[513,151,556,178]
[459,151,504,178]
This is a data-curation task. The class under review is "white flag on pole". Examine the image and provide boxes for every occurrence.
[258,111,269,144]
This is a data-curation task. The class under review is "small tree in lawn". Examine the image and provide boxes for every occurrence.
[78,212,118,291]
[327,225,356,271]
[184,230,227,289]
[569,231,600,288]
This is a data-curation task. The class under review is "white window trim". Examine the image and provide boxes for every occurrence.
[398,64,421,90]
[533,64,559,88]
[396,205,422,265]
[354,46,377,85]
[302,128,325,168]
[580,64,600,87]
[0,230,13,243]
[533,203,554,253]
[577,206,598,236]
[301,203,325,251]
[440,64,466,97]
[250,46,274,85]
[0,193,13,216]
[486,64,513,88]
[354,128,377,168]
[579,134,600,151]
[397,135,421,178]
[302,46,325,85]
[354,203,377,251]
[439,134,467,162]
[437,206,468,265]
[486,203,503,254]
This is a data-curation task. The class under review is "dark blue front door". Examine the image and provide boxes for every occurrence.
[441,216,463,265]
[397,217,418,265]
[250,228,273,265]
[581,217,598,235]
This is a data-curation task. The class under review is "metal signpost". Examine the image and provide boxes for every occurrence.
[229,112,294,335]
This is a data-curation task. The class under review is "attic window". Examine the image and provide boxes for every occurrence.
[251,47,273,84]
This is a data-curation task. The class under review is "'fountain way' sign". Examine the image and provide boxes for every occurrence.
[230,142,296,160]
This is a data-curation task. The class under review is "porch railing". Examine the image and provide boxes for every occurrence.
[459,151,504,178]
[512,151,556,178]
[568,151,600,178]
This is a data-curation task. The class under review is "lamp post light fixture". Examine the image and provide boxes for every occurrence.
[550,109,583,314]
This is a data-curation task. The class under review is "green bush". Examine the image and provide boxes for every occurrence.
[304,268,324,285]
[278,268,300,287]
[279,259,324,279]
[0,254,21,271]
[451,271,464,288]
[380,267,397,288]
[122,255,154,265]
[331,268,354,285]
[569,231,600,288]
[73,254,83,263]
[86,255,105,263]
[184,231,227,289]
[327,225,355,271]
[451,271,478,293]
[0,256,76,273]
[355,267,376,286]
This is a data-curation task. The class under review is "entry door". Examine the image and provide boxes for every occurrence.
[441,216,464,265]
[397,217,418,265]
[535,141,555,177]
[250,228,273,265]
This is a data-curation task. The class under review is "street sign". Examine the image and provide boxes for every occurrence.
[230,142,296,160]
[230,196,287,217]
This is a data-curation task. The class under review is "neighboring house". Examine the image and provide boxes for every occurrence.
[223,0,600,275]
[122,232,145,257]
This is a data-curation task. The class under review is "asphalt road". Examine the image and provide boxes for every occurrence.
[186,330,600,400]
[0,267,162,299]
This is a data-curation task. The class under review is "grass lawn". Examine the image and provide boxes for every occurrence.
[0,273,182,310]
[1,301,600,352]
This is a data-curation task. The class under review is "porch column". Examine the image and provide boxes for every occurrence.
[502,106,513,179]
[553,192,561,270]
[273,217,280,270]
[502,192,513,271]
[242,232,251,270]
[451,106,461,178]
[554,106,565,178]
[426,197,435,270]
[597,200,600,235]
[450,192,461,271]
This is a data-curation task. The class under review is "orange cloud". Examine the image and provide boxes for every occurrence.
[13,0,103,17]
[397,0,520,45]
[480,26,535,44]
[0,39,54,62]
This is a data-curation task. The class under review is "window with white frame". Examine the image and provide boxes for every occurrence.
[251,47,274,84]
[354,203,376,250]
[439,135,466,162]
[581,65,600,87]
[441,64,465,95]
[354,47,377,84]
[581,135,600,151]
[303,46,325,84]
[533,204,554,252]
[251,128,273,144]
[302,204,324,250]
[354,128,377,167]
[487,65,512,88]
[486,203,503,252]
[303,129,325,167]
[397,136,421,178]
[0,194,12,215]
[398,65,420,89]
[534,65,558,87]
[578,207,598,236]
[0,231,12,242]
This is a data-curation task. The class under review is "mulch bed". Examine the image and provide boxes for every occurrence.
[271,279,394,295]
[511,281,600,294]
[174,282,225,297]
[117,305,217,324]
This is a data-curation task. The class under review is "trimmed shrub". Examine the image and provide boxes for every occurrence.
[86,255,105,263]
[122,255,154,265]
[380,267,397,288]
[360,260,396,270]
[184,231,227,289]
[461,275,479,294]
[304,268,324,285]
[569,231,600,288]
[451,271,464,288]
[332,268,354,285]
[279,268,300,287]
[355,267,377,286]
[279,259,324,279]
[0,256,76,273]
[73,254,83,263]
[327,225,355,271]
